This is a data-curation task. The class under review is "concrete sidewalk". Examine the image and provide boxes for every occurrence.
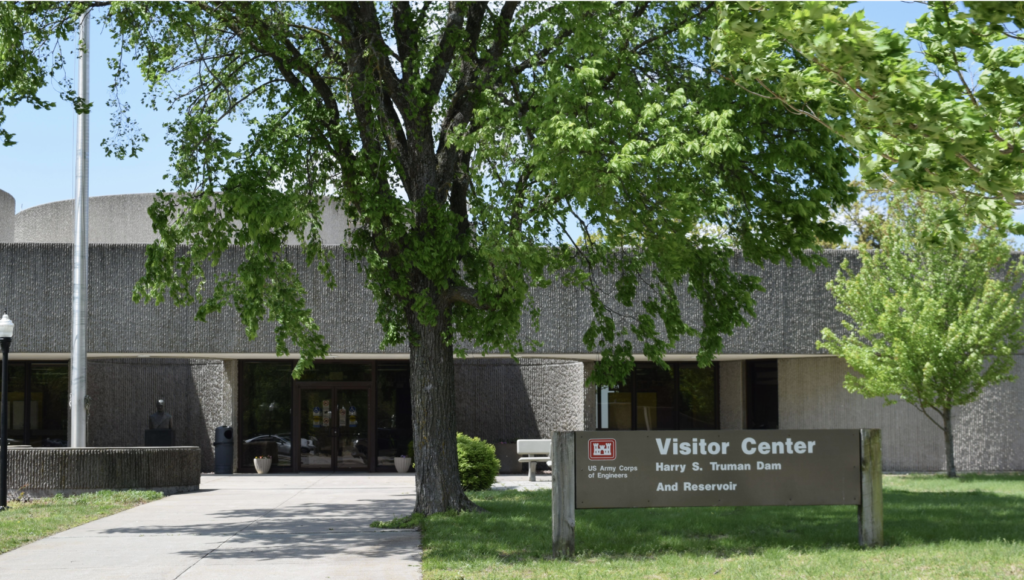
[0,473,420,580]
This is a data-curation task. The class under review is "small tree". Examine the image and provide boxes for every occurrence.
[819,191,1024,477]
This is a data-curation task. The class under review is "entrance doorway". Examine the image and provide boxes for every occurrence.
[294,384,375,471]
[239,360,411,474]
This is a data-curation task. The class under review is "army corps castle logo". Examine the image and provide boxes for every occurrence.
[588,438,616,461]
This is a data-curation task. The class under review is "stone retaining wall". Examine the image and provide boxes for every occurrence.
[5,447,201,499]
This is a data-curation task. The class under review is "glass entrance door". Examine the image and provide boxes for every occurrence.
[296,385,373,471]
[299,388,336,469]
[336,390,369,469]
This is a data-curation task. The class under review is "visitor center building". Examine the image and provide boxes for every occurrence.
[1,189,1022,474]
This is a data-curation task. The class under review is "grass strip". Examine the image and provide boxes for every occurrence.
[0,490,163,555]
[397,474,1024,579]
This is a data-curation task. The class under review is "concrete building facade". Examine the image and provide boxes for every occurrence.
[1,192,1021,473]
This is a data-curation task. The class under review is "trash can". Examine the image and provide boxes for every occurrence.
[214,426,234,474]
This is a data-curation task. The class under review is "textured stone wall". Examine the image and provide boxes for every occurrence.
[6,447,201,499]
[86,358,233,472]
[0,244,875,357]
[454,358,584,442]
[778,356,1024,472]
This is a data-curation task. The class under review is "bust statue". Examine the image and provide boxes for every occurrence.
[149,399,174,431]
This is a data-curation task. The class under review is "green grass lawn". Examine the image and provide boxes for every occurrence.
[415,474,1024,579]
[0,490,162,555]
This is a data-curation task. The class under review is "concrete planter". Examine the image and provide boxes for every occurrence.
[6,447,201,499]
[253,457,273,474]
[394,457,412,473]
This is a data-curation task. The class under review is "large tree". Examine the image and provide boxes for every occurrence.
[4,2,861,514]
[819,191,1024,477]
[713,1,1024,233]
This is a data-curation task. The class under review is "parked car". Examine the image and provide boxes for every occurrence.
[245,434,314,456]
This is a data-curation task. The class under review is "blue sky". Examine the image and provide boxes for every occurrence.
[0,2,955,214]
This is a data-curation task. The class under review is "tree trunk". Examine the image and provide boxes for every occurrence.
[942,408,957,478]
[408,305,478,514]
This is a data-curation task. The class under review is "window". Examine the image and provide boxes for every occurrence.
[746,360,779,429]
[375,362,412,470]
[678,365,716,430]
[2,362,69,447]
[597,362,718,430]
[240,362,295,469]
[599,382,633,430]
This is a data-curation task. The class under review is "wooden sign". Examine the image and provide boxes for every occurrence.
[552,429,882,557]
[574,430,861,508]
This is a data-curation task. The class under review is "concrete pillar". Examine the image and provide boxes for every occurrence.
[719,361,746,430]
[222,360,239,473]
[582,361,597,430]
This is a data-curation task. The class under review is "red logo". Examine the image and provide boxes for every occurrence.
[588,438,616,461]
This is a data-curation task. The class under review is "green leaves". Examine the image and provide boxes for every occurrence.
[6,2,860,386]
[819,189,1024,422]
[713,2,1024,232]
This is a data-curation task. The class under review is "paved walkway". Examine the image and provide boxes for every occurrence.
[0,473,420,580]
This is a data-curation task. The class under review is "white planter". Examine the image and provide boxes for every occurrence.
[254,457,273,474]
[394,457,412,473]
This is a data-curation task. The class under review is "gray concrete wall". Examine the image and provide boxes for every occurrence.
[454,358,584,442]
[13,193,349,245]
[16,194,162,244]
[0,243,870,357]
[778,356,1024,472]
[719,361,746,430]
[0,188,13,243]
[86,358,233,472]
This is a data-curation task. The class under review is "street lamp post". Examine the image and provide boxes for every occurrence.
[0,313,13,511]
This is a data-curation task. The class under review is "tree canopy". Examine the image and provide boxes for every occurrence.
[0,1,858,377]
[714,1,1024,235]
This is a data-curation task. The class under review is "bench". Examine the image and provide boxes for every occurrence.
[517,439,551,482]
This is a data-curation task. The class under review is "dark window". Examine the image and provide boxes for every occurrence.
[240,362,295,469]
[375,362,412,469]
[598,363,718,430]
[6,363,27,444]
[678,365,717,430]
[31,364,69,446]
[2,362,68,447]
[746,360,779,429]
[634,364,675,430]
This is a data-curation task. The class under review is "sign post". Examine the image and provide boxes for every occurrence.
[551,431,575,558]
[859,428,883,547]
[552,429,882,557]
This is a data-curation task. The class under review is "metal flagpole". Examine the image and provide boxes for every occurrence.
[69,9,90,448]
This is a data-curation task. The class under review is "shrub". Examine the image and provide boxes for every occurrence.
[457,433,501,491]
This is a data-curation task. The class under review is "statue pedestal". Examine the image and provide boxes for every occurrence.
[145,429,176,447]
